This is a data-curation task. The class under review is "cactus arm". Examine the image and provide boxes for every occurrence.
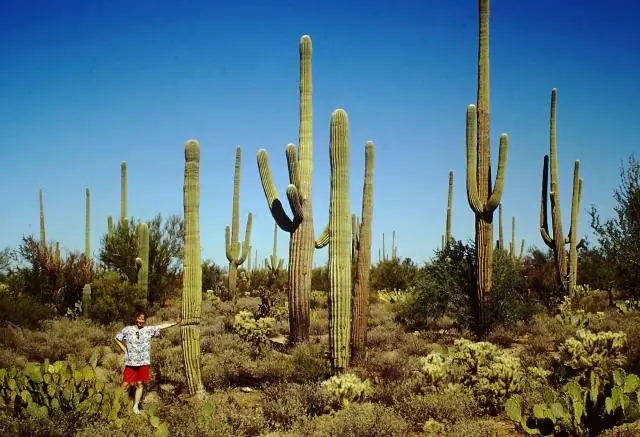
[257,149,297,232]
[315,224,329,248]
[485,133,509,211]
[286,184,304,220]
[237,213,253,264]
[539,155,554,248]
[465,105,484,213]
[286,143,302,191]
[519,239,525,260]
[224,225,233,261]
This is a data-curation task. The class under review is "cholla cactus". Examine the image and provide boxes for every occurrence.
[233,310,275,355]
[320,373,373,409]
[558,329,627,380]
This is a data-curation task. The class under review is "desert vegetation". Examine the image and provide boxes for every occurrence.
[2,0,640,436]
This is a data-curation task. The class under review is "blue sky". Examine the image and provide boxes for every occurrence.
[1,0,639,267]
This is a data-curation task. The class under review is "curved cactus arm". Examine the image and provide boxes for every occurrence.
[315,224,329,249]
[257,149,297,232]
[237,213,253,264]
[286,185,304,220]
[486,133,509,211]
[224,225,233,261]
[465,105,484,214]
[539,155,554,248]
[285,143,302,191]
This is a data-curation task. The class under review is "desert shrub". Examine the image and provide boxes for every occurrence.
[309,289,327,310]
[0,291,56,329]
[289,343,332,383]
[522,248,565,309]
[88,271,147,325]
[370,258,419,291]
[301,402,410,437]
[14,236,92,315]
[311,265,329,292]
[261,382,331,431]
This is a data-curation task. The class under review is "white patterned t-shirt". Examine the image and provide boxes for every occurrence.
[115,325,161,366]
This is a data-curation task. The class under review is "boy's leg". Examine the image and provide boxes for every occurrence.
[133,382,143,414]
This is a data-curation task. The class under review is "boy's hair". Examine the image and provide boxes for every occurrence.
[135,310,147,319]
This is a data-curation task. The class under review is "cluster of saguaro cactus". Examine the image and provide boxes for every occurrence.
[465,0,509,333]
[496,204,525,262]
[257,35,319,344]
[225,146,252,298]
[181,139,205,397]
[266,221,284,275]
[540,88,585,295]
[350,141,374,366]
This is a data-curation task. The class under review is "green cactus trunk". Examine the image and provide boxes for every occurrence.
[181,140,205,397]
[257,35,316,344]
[446,170,453,245]
[350,141,374,366]
[120,161,128,225]
[328,109,351,372]
[85,188,91,260]
[225,146,252,299]
[540,89,584,295]
[107,215,114,238]
[465,0,509,334]
[82,284,92,317]
[136,222,149,300]
[39,189,46,250]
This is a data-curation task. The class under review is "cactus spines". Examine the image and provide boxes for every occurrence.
[256,35,315,344]
[225,146,253,298]
[39,189,46,250]
[445,170,453,245]
[136,222,149,299]
[465,0,509,333]
[328,109,351,371]
[181,139,204,397]
[85,188,91,260]
[350,141,374,366]
[540,89,585,295]
[120,161,127,225]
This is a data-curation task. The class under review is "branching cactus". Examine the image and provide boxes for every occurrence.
[85,188,91,260]
[465,0,509,334]
[225,146,252,298]
[256,35,321,344]
[540,88,585,296]
[181,139,205,397]
[120,161,128,226]
[350,141,374,366]
[325,109,352,371]
[136,222,149,300]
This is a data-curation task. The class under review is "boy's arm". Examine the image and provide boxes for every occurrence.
[156,315,182,330]
[114,338,127,354]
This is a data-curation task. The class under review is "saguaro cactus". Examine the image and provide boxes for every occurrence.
[85,188,91,260]
[39,189,46,250]
[257,35,319,344]
[350,141,374,366]
[327,109,351,371]
[266,221,284,274]
[120,161,128,226]
[445,170,453,245]
[497,204,504,251]
[540,88,584,295]
[107,216,114,239]
[225,146,252,297]
[136,222,149,299]
[465,0,509,333]
[181,139,204,397]
[510,216,525,263]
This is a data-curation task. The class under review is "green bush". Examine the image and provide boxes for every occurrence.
[88,271,147,325]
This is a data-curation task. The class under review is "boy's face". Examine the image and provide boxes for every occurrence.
[135,314,146,328]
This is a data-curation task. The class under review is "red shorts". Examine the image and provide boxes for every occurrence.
[122,365,151,383]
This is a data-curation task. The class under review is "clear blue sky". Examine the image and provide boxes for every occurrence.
[1,0,639,267]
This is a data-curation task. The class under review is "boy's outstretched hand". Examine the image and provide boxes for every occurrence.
[176,314,182,326]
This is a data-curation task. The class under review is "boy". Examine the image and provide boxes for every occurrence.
[114,310,181,414]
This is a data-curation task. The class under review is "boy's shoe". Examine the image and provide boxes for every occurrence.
[133,404,141,415]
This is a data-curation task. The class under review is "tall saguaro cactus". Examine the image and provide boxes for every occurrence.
[136,222,150,300]
[257,35,318,344]
[327,109,351,371]
[350,141,374,366]
[120,161,128,225]
[39,189,46,250]
[540,88,584,295]
[85,188,91,259]
[465,0,509,333]
[445,171,453,245]
[225,146,253,297]
[181,139,204,397]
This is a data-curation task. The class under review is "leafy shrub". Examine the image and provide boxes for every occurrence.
[88,271,147,325]
[371,258,420,292]
[0,291,56,329]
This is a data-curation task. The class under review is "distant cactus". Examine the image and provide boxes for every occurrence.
[327,109,352,371]
[256,35,321,344]
[82,284,92,317]
[107,215,114,238]
[39,189,46,250]
[540,88,585,296]
[497,204,504,251]
[350,141,374,366]
[225,146,252,298]
[85,188,91,260]
[266,221,284,275]
[465,0,509,334]
[136,222,149,300]
[445,170,453,245]
[120,161,127,225]
[181,139,205,397]
[509,216,525,262]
